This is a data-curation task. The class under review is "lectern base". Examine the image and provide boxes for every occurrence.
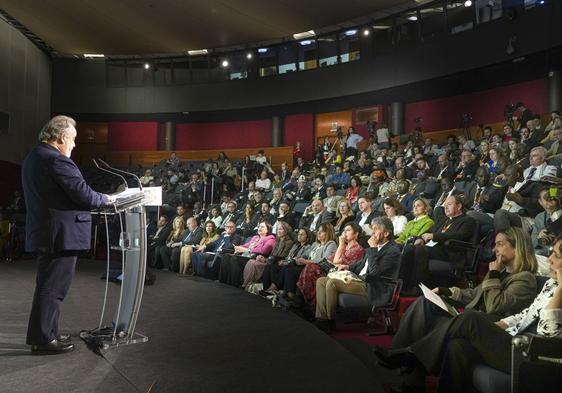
[80,326,148,353]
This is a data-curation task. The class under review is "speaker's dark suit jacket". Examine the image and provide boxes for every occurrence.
[22,143,108,253]
[349,242,401,307]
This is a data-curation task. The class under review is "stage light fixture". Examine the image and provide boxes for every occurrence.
[408,15,418,21]
[221,60,229,67]
[464,0,473,7]
[362,28,370,36]
[246,52,253,59]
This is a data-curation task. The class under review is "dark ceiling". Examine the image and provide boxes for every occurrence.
[0,0,413,56]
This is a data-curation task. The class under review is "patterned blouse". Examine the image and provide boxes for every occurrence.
[502,278,562,338]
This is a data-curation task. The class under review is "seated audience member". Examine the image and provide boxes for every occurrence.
[329,165,350,189]
[311,175,327,200]
[263,228,314,297]
[333,199,355,236]
[383,198,407,237]
[524,146,557,181]
[161,217,203,272]
[323,184,344,214]
[453,149,478,183]
[298,199,333,233]
[432,176,458,222]
[219,222,275,287]
[205,206,224,228]
[191,201,207,223]
[148,215,172,267]
[139,169,154,186]
[354,195,378,236]
[396,180,415,214]
[272,200,296,233]
[158,216,187,271]
[278,162,290,183]
[178,221,219,276]
[173,205,187,224]
[297,223,365,307]
[485,148,503,176]
[431,154,454,180]
[242,221,294,288]
[254,201,275,227]
[192,220,242,279]
[294,175,312,203]
[493,164,545,233]
[395,198,434,245]
[463,166,504,213]
[166,151,180,168]
[532,188,562,257]
[255,170,272,191]
[219,201,240,232]
[345,176,362,205]
[401,195,477,294]
[315,217,401,333]
[268,187,283,215]
[546,127,562,164]
[375,234,562,393]
[237,203,258,238]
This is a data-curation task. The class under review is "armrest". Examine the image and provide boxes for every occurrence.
[518,333,562,361]
[443,239,477,249]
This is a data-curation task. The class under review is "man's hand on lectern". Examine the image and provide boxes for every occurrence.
[105,194,117,205]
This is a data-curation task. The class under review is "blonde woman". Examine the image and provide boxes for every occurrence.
[157,216,186,270]
[179,221,219,276]
[333,199,355,235]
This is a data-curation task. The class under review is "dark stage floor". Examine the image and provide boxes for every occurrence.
[0,259,385,393]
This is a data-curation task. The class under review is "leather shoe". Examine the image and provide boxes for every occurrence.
[31,339,74,355]
[57,334,71,343]
[373,345,417,373]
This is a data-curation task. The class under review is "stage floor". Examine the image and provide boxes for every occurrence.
[0,259,384,393]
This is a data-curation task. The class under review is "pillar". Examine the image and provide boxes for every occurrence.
[158,121,176,151]
[548,70,561,113]
[272,116,284,147]
[390,102,405,136]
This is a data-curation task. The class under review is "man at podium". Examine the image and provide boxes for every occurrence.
[22,115,114,355]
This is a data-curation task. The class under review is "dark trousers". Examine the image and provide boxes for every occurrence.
[27,253,77,345]
[262,263,282,290]
[219,254,250,286]
[279,264,305,293]
[400,243,453,290]
[160,246,181,271]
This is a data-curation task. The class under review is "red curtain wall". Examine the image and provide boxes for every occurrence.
[176,119,272,150]
[404,79,549,133]
[107,122,159,150]
[284,114,314,161]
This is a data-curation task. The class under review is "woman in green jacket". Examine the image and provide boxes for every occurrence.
[395,198,434,245]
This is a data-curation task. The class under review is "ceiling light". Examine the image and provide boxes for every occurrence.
[187,49,208,56]
[221,60,229,67]
[362,28,370,36]
[464,0,472,6]
[372,25,391,30]
[83,54,104,58]
[258,48,268,53]
[293,30,315,40]
[408,15,418,21]
[345,29,358,36]
[144,63,150,70]
[299,40,314,46]
[246,52,253,59]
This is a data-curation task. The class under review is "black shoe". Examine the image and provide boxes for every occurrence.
[373,345,417,373]
[57,334,71,343]
[31,339,74,355]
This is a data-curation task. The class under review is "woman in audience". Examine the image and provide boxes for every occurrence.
[375,227,540,392]
[485,147,502,175]
[395,198,434,245]
[178,221,219,276]
[383,197,408,237]
[237,203,258,238]
[242,221,294,288]
[478,140,490,165]
[507,138,525,163]
[297,222,364,307]
[157,216,186,270]
[333,199,355,235]
[219,221,276,287]
[206,206,224,228]
[255,170,272,191]
[345,176,362,205]
[263,228,314,298]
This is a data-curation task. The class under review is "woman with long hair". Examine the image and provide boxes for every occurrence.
[333,199,355,235]
[297,222,365,307]
[157,216,186,270]
[178,221,219,276]
[237,203,258,238]
[242,221,294,287]
[395,198,434,245]
[345,176,362,205]
[375,227,540,392]
[383,197,408,237]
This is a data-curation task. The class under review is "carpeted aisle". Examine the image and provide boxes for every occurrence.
[0,259,385,393]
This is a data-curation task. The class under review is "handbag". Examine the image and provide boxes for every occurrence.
[317,258,335,274]
[327,270,364,284]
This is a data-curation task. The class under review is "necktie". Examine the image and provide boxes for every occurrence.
[526,167,537,181]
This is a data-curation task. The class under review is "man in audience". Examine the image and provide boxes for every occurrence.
[532,188,562,257]
[396,180,415,214]
[323,184,344,215]
[345,126,364,158]
[268,187,283,215]
[174,205,187,224]
[523,146,557,181]
[298,199,333,232]
[192,220,242,279]
[140,169,154,186]
[278,162,290,183]
[328,165,350,189]
[273,200,296,232]
[453,149,478,183]
[255,202,275,226]
[311,175,327,200]
[161,217,203,272]
[431,153,454,180]
[294,175,312,203]
[314,217,401,333]
[219,201,240,232]
[401,195,477,295]
[354,195,378,236]
[148,215,172,267]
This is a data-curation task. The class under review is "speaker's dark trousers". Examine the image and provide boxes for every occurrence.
[26,252,77,345]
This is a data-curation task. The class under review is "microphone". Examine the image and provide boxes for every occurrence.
[97,159,143,190]
[92,159,128,192]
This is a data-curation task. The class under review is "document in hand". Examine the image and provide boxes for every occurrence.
[419,283,459,317]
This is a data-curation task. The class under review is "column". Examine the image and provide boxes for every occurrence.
[158,121,176,151]
[390,102,405,136]
[548,70,561,113]
[272,115,284,147]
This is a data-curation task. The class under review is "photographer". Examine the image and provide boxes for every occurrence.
[532,188,562,257]
[345,126,363,158]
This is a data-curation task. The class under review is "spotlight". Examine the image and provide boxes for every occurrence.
[345,29,358,36]
[464,0,472,6]
[408,15,418,21]
[246,52,253,59]
[221,60,229,67]
[362,28,370,36]
[144,63,150,70]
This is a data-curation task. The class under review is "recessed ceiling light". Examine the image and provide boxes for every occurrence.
[299,40,314,46]
[258,48,268,53]
[221,60,229,67]
[464,0,472,6]
[293,30,315,40]
[345,29,358,36]
[144,63,150,69]
[362,28,370,36]
[83,54,104,58]
[408,15,418,21]
[187,49,208,56]
[246,52,253,59]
